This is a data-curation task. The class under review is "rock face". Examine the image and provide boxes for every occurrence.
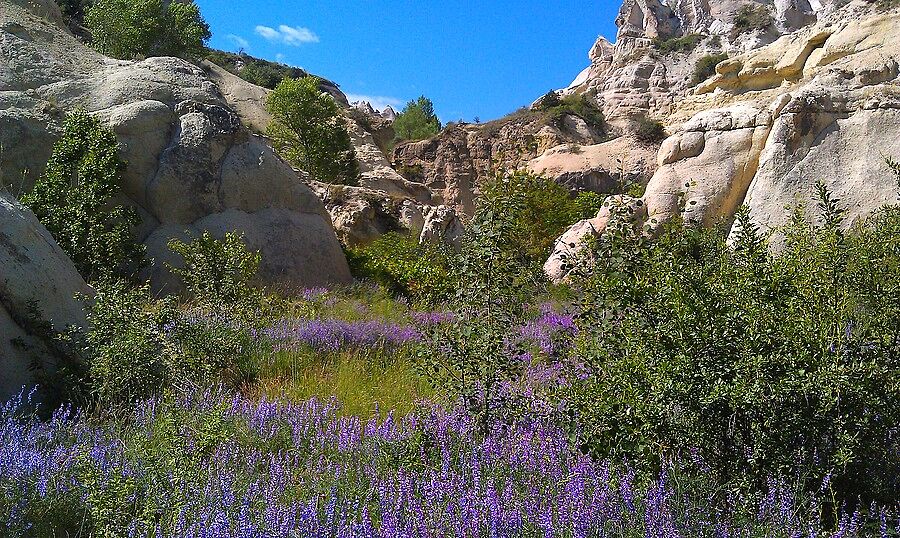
[562,0,849,130]
[392,114,605,216]
[0,194,91,401]
[547,4,900,281]
[528,136,658,193]
[0,0,352,293]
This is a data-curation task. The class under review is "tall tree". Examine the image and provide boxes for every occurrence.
[393,96,442,143]
[266,76,359,185]
[86,0,210,59]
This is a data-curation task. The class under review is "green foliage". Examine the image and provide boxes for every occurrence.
[733,4,773,33]
[72,279,258,408]
[85,0,210,59]
[393,96,442,143]
[205,50,310,90]
[536,91,563,110]
[570,191,608,220]
[564,186,900,502]
[347,233,456,305]
[22,110,145,282]
[693,53,729,83]
[632,116,667,143]
[544,94,606,131]
[266,76,359,185]
[652,34,702,53]
[77,281,173,406]
[55,0,92,26]
[481,170,578,270]
[417,184,535,431]
[887,156,900,188]
[167,231,262,309]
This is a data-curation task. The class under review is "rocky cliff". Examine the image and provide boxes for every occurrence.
[546,0,900,281]
[0,0,352,293]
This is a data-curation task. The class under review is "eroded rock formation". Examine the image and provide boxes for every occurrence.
[0,0,352,294]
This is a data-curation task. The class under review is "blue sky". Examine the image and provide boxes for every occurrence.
[196,1,619,123]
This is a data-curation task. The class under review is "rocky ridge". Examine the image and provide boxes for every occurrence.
[546,1,900,281]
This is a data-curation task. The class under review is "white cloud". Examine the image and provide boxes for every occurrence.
[345,94,404,112]
[255,24,319,46]
[226,34,249,49]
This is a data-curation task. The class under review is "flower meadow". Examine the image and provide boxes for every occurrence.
[3,387,897,538]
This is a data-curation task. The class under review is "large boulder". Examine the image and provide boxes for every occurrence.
[0,1,352,294]
[0,194,91,401]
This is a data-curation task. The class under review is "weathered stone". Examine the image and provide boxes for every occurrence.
[0,194,91,401]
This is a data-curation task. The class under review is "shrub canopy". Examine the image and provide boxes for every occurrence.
[86,0,210,59]
[393,96,442,143]
[266,76,359,185]
[22,110,144,282]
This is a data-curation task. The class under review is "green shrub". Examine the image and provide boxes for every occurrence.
[55,0,92,26]
[693,53,729,83]
[347,233,455,305]
[564,187,900,502]
[22,110,145,282]
[417,182,535,431]
[205,50,312,90]
[733,4,773,33]
[652,34,702,53]
[77,281,173,406]
[267,76,359,185]
[85,0,210,59]
[632,116,667,143]
[393,96,442,143]
[570,191,607,220]
[536,91,563,110]
[167,231,262,310]
[535,93,606,133]
[481,170,579,270]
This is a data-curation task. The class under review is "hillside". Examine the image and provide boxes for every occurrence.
[0,0,898,535]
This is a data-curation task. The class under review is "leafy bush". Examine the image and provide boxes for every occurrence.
[632,116,667,143]
[22,110,145,282]
[55,0,92,26]
[481,170,579,270]
[733,4,773,33]
[570,191,607,220]
[77,281,173,406]
[167,231,262,309]
[267,76,359,185]
[85,0,210,59]
[652,34,702,53]
[347,233,455,304]
[536,90,563,110]
[693,53,729,83]
[417,185,534,430]
[393,96,442,143]
[546,94,606,131]
[564,187,900,502]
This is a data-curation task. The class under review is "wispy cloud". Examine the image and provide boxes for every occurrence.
[226,34,249,49]
[346,94,404,112]
[255,25,319,46]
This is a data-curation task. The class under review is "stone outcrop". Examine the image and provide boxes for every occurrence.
[0,193,91,401]
[0,0,352,294]
[547,4,900,281]
[562,0,850,129]
[528,136,658,193]
[392,113,605,216]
